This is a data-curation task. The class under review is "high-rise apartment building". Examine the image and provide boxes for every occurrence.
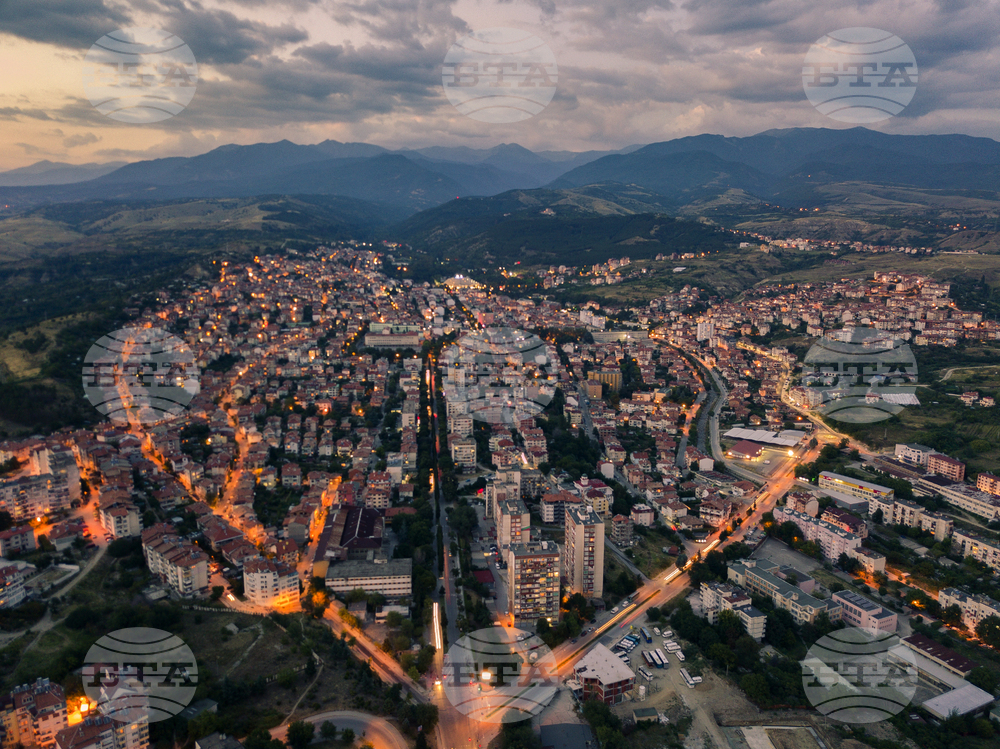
[564,506,604,599]
[507,540,560,627]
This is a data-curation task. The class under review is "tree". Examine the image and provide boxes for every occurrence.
[968,666,999,694]
[286,721,314,749]
[976,615,1000,649]
[675,553,687,569]
[740,673,770,704]
[210,586,224,601]
[340,728,355,745]
[941,604,964,627]
[320,722,338,740]
[245,729,286,749]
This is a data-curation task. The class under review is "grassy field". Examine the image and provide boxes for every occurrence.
[626,526,678,578]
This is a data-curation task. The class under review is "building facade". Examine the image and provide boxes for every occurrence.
[243,559,299,608]
[564,506,604,599]
[831,590,897,633]
[507,540,560,626]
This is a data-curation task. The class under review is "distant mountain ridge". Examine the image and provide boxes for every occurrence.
[0,127,998,222]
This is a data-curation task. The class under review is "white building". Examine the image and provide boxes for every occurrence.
[938,588,1000,631]
[326,558,412,600]
[243,558,299,608]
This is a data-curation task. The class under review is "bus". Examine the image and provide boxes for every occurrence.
[625,591,640,604]
[655,649,669,668]
[642,651,656,668]
[638,667,653,682]
[650,650,664,668]
[680,668,695,689]
[640,627,652,643]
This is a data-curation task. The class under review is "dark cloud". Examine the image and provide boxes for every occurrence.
[64,132,101,147]
[0,0,132,48]
[0,106,53,120]
[156,1,308,65]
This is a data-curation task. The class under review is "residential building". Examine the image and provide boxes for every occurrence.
[588,369,622,391]
[1,678,68,749]
[0,525,36,557]
[952,529,1000,570]
[772,506,862,560]
[699,498,732,528]
[610,515,633,547]
[977,472,1000,497]
[0,561,32,609]
[450,437,477,470]
[933,482,1000,521]
[938,588,1000,631]
[243,559,299,609]
[728,558,842,625]
[564,506,604,599]
[785,492,818,517]
[927,454,966,482]
[540,491,581,525]
[497,499,531,548]
[99,500,140,539]
[700,582,767,641]
[630,504,655,527]
[141,525,210,598]
[820,507,867,538]
[507,540,560,626]
[573,643,635,705]
[325,558,412,600]
[831,590,897,633]
[54,713,148,749]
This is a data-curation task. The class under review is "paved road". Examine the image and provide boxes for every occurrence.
[270,709,407,749]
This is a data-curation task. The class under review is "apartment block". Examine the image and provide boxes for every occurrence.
[700,581,767,641]
[630,504,655,527]
[977,472,1000,497]
[785,492,819,517]
[564,506,604,599]
[507,540,560,626]
[952,529,1000,570]
[540,491,581,525]
[243,558,299,608]
[497,499,531,548]
[449,437,477,469]
[831,590,897,633]
[140,525,210,598]
[820,507,867,538]
[935,482,1000,521]
[867,496,953,541]
[1,678,67,749]
[728,558,842,625]
[55,713,148,749]
[927,454,966,482]
[938,588,1000,631]
[0,525,36,557]
[611,514,633,547]
[772,506,862,560]
[0,473,72,522]
[0,561,32,609]
[99,498,141,539]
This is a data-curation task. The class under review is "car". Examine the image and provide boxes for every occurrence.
[611,606,619,614]
[652,627,661,636]
[570,638,578,644]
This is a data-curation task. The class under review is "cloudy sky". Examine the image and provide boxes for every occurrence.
[0,0,998,170]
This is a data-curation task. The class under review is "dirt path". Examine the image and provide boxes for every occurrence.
[940,364,999,381]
